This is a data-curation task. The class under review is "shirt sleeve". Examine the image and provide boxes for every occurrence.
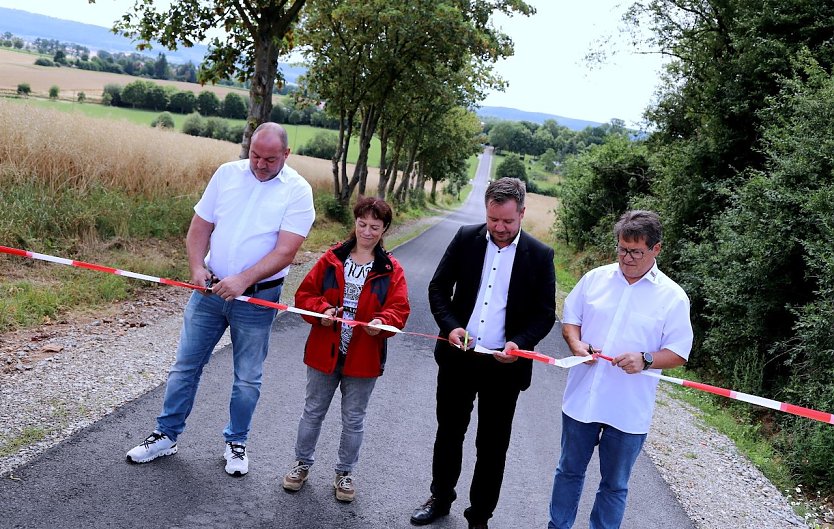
[562,272,588,326]
[660,292,694,360]
[193,169,220,223]
[279,184,315,237]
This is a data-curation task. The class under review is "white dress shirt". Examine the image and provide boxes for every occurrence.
[561,261,693,434]
[194,159,315,281]
[465,230,520,350]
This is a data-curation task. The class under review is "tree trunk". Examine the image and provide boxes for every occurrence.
[238,0,307,158]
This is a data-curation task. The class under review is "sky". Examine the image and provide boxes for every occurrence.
[0,0,665,125]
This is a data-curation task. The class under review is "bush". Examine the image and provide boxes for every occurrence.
[48,85,60,100]
[225,124,245,143]
[204,117,229,140]
[102,84,122,106]
[296,131,338,160]
[16,83,31,96]
[150,111,175,129]
[181,112,206,137]
[34,58,55,67]
[77,92,86,103]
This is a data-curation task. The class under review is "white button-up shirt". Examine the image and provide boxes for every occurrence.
[194,159,315,281]
[465,230,520,350]
[561,262,693,434]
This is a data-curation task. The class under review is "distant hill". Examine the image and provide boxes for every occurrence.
[476,106,603,131]
[0,7,304,84]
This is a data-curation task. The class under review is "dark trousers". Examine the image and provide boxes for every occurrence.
[430,350,522,525]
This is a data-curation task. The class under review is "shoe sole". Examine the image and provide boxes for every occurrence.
[126,445,178,464]
[410,510,450,526]
[282,475,308,491]
[335,488,355,502]
[225,467,248,476]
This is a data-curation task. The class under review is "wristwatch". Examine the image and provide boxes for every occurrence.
[641,351,654,370]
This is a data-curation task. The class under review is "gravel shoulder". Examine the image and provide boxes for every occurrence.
[0,216,817,528]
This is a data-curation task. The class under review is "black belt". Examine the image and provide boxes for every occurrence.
[243,277,284,296]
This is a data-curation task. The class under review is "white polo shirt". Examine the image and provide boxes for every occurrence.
[561,262,693,434]
[194,159,315,281]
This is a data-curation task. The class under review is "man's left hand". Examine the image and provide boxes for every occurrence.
[495,341,520,364]
[211,274,248,301]
[611,352,643,374]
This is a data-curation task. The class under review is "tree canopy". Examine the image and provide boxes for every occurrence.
[100,0,306,157]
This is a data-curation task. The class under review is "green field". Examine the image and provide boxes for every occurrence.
[4,96,382,167]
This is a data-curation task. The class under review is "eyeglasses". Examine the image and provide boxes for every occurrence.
[615,246,648,260]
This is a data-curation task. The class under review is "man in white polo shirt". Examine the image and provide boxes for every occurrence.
[548,210,693,529]
[126,122,315,477]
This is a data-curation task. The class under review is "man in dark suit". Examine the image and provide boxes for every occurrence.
[410,177,557,529]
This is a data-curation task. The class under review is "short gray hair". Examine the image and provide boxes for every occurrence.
[485,177,525,211]
[614,210,662,248]
[252,122,288,150]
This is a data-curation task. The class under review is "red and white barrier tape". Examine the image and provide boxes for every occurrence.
[591,353,833,425]
[2,244,832,425]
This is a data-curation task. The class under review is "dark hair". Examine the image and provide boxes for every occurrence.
[485,177,525,211]
[350,196,393,246]
[614,210,662,248]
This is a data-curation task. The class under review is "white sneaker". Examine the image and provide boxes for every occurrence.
[126,431,177,463]
[224,442,249,476]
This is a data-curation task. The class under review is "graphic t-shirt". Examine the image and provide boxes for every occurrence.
[340,256,373,355]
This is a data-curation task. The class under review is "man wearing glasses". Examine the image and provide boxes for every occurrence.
[548,210,693,529]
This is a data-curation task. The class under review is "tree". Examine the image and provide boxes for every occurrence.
[152,53,170,79]
[299,0,533,205]
[48,85,60,99]
[110,0,307,157]
[102,84,122,106]
[495,153,526,181]
[121,80,149,108]
[222,92,247,119]
[169,90,197,114]
[16,83,31,96]
[196,90,220,116]
[77,92,86,103]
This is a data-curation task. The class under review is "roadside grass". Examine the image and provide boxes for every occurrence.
[0,427,48,458]
[3,96,381,166]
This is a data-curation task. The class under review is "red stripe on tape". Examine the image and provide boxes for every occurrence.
[72,261,118,274]
[682,380,734,398]
[781,403,834,424]
[0,245,31,257]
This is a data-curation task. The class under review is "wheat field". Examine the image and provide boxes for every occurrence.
[0,48,255,103]
[0,99,383,197]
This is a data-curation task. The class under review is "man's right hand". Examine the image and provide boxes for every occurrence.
[190,268,214,294]
[449,327,471,350]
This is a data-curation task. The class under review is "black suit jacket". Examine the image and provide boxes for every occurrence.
[428,224,557,391]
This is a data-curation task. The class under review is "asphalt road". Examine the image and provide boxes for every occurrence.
[0,149,694,529]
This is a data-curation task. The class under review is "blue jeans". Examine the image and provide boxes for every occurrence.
[156,285,281,443]
[548,412,647,529]
[294,365,377,472]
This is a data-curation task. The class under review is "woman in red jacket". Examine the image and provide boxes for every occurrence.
[282,196,410,503]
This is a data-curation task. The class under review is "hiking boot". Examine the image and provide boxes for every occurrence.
[282,461,311,491]
[126,431,177,463]
[334,471,355,502]
[224,442,248,476]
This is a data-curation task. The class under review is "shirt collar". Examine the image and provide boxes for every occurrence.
[485,229,522,248]
[615,260,661,285]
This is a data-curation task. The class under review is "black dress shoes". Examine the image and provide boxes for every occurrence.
[410,496,451,525]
